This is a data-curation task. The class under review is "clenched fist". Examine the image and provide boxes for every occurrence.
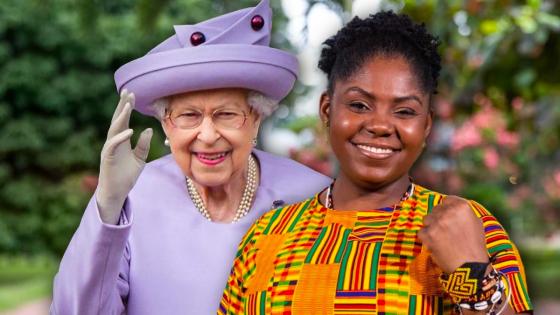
[417,196,489,274]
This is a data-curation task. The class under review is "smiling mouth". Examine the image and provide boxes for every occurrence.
[193,151,231,166]
[356,145,395,154]
[354,144,400,159]
[195,152,229,160]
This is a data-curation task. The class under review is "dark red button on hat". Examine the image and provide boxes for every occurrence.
[190,32,206,46]
[251,15,265,31]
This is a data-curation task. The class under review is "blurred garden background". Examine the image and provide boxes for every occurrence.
[0,0,559,313]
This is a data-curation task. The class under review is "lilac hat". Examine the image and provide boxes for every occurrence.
[114,0,299,116]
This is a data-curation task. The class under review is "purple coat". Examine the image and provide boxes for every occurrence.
[50,150,330,315]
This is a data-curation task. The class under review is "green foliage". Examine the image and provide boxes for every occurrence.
[0,0,131,255]
[520,247,560,299]
[0,255,56,310]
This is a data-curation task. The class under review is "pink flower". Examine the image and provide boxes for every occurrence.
[435,99,453,120]
[496,130,520,149]
[543,173,560,199]
[554,170,560,187]
[483,147,499,170]
[451,121,482,151]
[468,54,484,69]
[473,93,492,108]
[512,97,524,113]
[471,105,505,130]
[506,185,531,209]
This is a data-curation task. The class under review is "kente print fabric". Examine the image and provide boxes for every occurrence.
[218,185,532,314]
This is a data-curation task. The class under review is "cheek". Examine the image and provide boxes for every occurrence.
[167,128,197,150]
[222,129,254,162]
[167,130,197,170]
[399,120,428,147]
[330,115,357,140]
[339,118,353,129]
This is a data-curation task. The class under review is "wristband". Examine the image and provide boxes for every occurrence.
[440,261,490,300]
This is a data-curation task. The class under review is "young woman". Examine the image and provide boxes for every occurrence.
[219,12,532,315]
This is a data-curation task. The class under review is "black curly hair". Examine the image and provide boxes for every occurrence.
[318,11,441,96]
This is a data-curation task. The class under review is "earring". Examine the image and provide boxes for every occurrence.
[164,138,170,146]
[325,120,330,128]
[251,138,257,146]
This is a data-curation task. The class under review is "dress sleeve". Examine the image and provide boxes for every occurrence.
[469,200,533,313]
[218,218,262,315]
[50,192,132,315]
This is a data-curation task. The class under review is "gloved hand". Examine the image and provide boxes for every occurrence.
[96,90,153,224]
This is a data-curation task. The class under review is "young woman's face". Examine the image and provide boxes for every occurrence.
[320,55,432,189]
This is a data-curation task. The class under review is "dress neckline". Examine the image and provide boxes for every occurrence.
[318,182,416,213]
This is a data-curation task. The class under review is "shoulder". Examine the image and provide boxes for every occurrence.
[143,154,178,174]
[254,149,331,195]
[252,195,320,236]
[413,185,494,217]
[137,154,181,181]
[130,154,184,196]
[416,185,514,248]
[254,149,328,178]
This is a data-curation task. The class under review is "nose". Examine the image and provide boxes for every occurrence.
[196,117,221,144]
[363,112,394,137]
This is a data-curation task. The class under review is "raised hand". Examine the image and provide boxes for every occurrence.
[96,90,153,224]
[417,196,489,274]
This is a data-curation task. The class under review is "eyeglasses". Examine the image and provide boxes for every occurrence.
[165,107,249,130]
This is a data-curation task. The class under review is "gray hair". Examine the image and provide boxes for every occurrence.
[150,90,279,121]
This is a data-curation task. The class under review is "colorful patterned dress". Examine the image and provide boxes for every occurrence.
[218,185,532,315]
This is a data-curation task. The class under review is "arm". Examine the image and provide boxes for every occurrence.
[52,90,152,314]
[51,195,131,315]
[470,201,533,314]
[418,197,533,314]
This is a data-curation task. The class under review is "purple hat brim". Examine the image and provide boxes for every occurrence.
[114,44,299,116]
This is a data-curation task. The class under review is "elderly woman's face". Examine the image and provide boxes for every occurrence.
[320,55,432,188]
[163,88,260,187]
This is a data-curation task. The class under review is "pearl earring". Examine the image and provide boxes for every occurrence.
[164,138,170,146]
[251,138,257,146]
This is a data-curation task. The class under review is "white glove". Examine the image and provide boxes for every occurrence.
[96,90,153,224]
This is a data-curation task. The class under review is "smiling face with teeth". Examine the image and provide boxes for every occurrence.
[162,88,261,188]
[319,55,433,192]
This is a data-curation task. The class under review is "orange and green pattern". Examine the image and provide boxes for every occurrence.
[218,185,533,315]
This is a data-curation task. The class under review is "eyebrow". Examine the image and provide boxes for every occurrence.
[344,87,424,106]
[394,95,423,106]
[216,101,242,108]
[172,101,242,110]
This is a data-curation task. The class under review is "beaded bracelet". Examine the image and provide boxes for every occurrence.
[456,272,511,315]
[457,276,503,312]
[441,264,511,315]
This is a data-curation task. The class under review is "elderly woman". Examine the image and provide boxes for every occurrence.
[50,1,330,314]
[219,12,532,315]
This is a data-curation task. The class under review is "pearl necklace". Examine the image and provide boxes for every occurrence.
[186,154,258,223]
